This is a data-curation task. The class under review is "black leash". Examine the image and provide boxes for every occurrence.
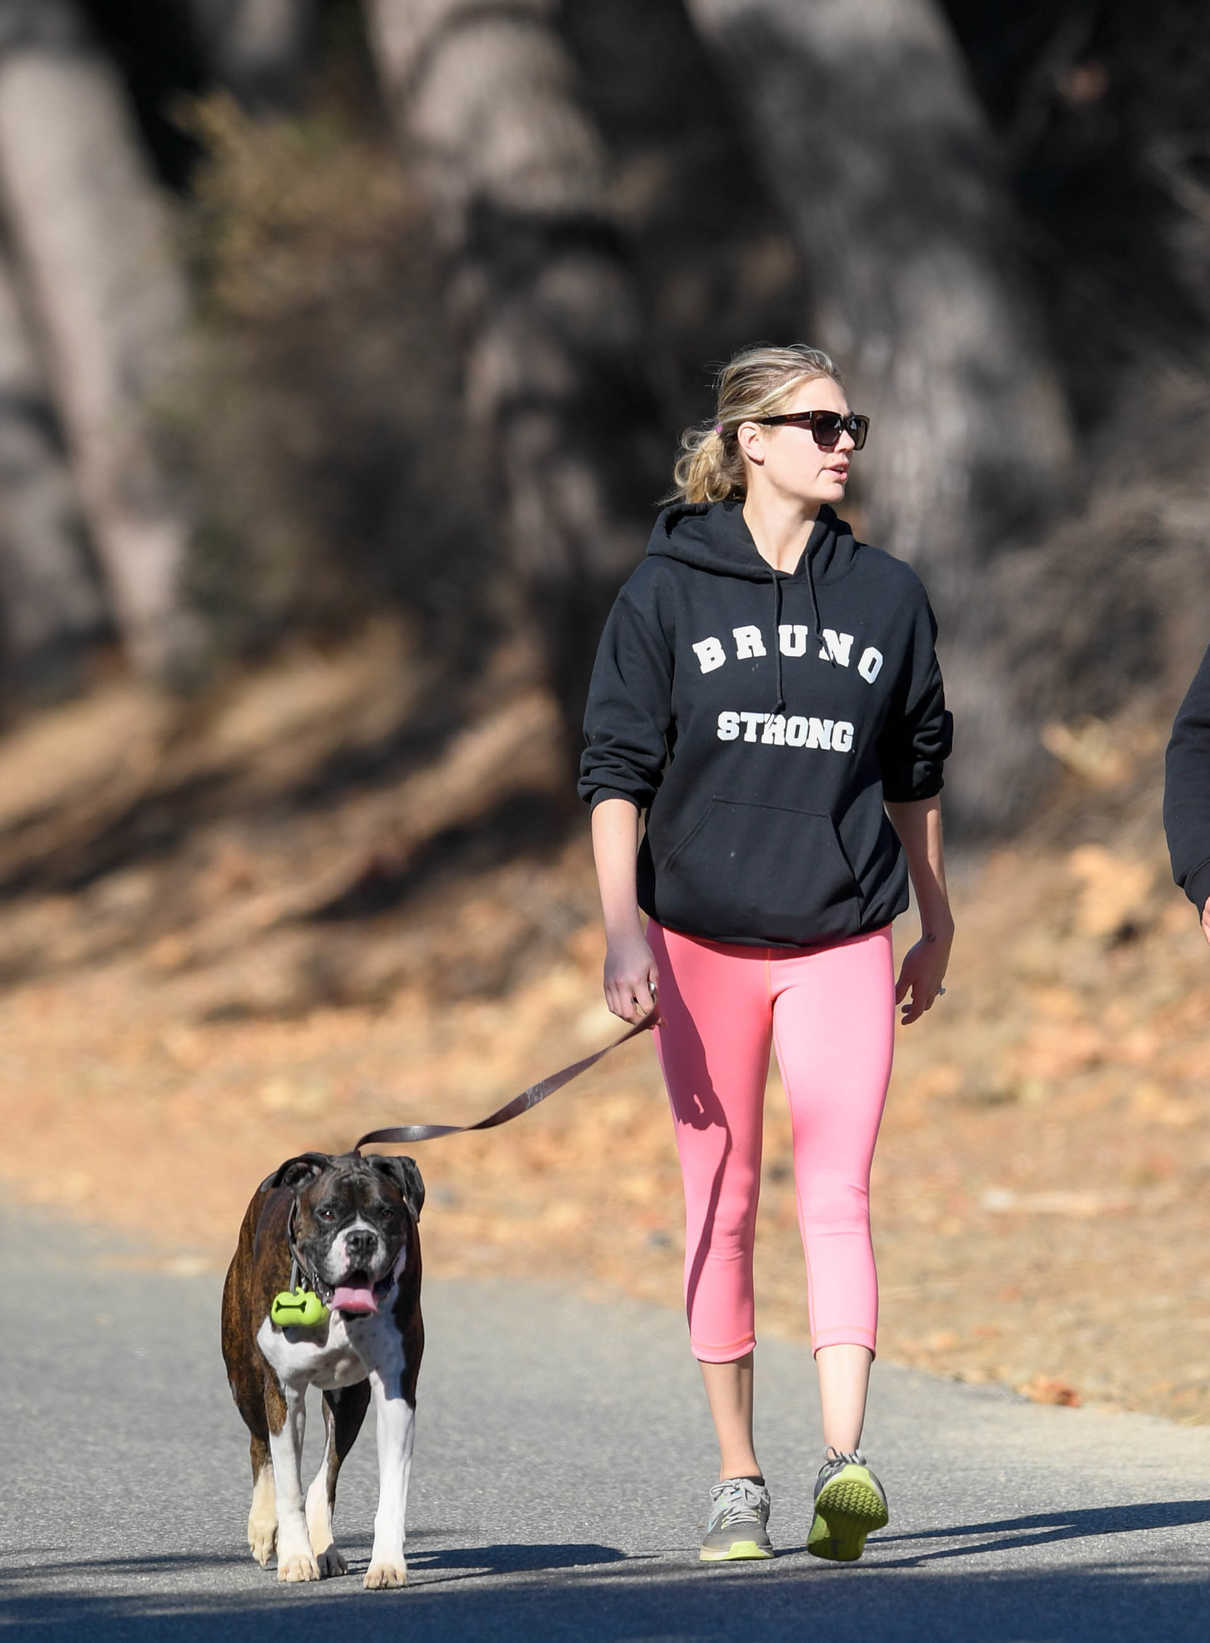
[354,1011,658,1150]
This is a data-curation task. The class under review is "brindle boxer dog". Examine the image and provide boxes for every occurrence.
[221,1150,424,1588]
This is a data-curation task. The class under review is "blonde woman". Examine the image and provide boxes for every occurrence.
[579,344,953,1562]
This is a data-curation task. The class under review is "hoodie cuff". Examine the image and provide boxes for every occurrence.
[584,786,643,812]
[1184,857,1210,917]
[882,767,945,805]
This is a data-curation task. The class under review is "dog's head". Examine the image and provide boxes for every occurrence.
[262,1151,424,1317]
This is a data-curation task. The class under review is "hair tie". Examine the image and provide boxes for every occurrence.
[714,423,724,436]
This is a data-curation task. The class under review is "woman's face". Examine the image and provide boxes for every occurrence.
[738,375,857,512]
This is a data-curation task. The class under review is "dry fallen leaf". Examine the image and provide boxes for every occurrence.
[1019,1374,1082,1408]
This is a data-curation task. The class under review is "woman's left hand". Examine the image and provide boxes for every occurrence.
[895,930,952,1025]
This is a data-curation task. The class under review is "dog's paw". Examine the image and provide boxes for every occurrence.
[248,1471,277,1567]
[315,1545,348,1578]
[248,1523,276,1568]
[277,1551,321,1583]
[364,1558,408,1590]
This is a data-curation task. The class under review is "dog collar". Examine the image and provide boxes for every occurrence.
[270,1197,330,1329]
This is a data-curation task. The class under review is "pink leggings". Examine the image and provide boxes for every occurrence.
[648,920,895,1362]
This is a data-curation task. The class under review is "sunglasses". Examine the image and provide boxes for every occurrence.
[752,410,869,451]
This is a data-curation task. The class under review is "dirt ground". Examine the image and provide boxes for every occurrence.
[4,626,1209,1426]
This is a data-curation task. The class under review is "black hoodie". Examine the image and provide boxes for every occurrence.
[579,499,953,948]
[1163,641,1210,917]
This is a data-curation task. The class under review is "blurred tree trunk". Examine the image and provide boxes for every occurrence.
[686,0,1076,829]
[0,242,106,700]
[560,0,807,416]
[0,0,202,685]
[363,0,667,748]
[184,0,319,109]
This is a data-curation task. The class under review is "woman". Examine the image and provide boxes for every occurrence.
[578,343,953,1563]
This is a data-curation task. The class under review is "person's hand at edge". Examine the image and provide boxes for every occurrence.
[894,926,951,1025]
[604,927,660,1024]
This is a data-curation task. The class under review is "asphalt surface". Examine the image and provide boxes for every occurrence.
[3,1204,1209,1642]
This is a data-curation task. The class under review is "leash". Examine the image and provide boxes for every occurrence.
[353,1010,658,1150]
[268,1012,657,1329]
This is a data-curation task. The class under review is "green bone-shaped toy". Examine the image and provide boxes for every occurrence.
[271,1287,329,1329]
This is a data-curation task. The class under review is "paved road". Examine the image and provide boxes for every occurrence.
[3,1205,1208,1642]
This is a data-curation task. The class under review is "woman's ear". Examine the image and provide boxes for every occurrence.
[736,419,765,465]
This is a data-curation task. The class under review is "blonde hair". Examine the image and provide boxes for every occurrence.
[669,343,844,504]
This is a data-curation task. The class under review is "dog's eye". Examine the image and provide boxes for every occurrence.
[316,1204,339,1222]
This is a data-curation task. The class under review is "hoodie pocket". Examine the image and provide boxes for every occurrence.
[658,797,862,945]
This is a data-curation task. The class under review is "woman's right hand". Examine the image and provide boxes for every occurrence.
[603,927,660,1024]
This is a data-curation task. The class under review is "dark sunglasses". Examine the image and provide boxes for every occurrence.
[752,410,869,451]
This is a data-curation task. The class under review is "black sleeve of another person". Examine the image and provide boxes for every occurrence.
[1163,642,1210,917]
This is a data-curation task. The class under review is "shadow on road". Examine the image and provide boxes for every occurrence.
[7,1542,1210,1643]
[876,1497,1210,1565]
[3,1535,629,1584]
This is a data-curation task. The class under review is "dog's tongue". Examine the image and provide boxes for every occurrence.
[330,1286,378,1315]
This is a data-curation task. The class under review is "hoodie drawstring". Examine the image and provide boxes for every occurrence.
[805,548,826,663]
[769,544,829,713]
[769,567,786,714]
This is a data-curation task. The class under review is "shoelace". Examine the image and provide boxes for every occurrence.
[710,1479,767,1528]
[816,1448,866,1492]
[824,1447,865,1469]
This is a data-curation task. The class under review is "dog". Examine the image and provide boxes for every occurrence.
[221,1149,425,1587]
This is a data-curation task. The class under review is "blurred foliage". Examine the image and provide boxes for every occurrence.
[942,1,1210,417]
[8,0,1208,736]
[169,89,497,666]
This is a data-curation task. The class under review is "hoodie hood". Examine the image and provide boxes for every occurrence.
[649,499,855,711]
[646,499,859,583]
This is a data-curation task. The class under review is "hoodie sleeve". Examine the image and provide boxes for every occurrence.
[578,586,673,811]
[876,587,953,803]
[1163,642,1210,913]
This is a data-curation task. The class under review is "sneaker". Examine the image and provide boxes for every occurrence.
[806,1448,888,1562]
[699,1476,774,1562]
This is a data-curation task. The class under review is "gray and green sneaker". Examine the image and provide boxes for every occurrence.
[806,1448,888,1562]
[699,1475,774,1562]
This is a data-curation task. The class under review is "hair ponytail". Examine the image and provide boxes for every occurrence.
[670,424,741,504]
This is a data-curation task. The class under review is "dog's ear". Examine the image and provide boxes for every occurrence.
[366,1154,425,1221]
[259,1153,331,1194]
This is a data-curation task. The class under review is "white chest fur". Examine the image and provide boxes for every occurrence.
[255,1300,404,1392]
